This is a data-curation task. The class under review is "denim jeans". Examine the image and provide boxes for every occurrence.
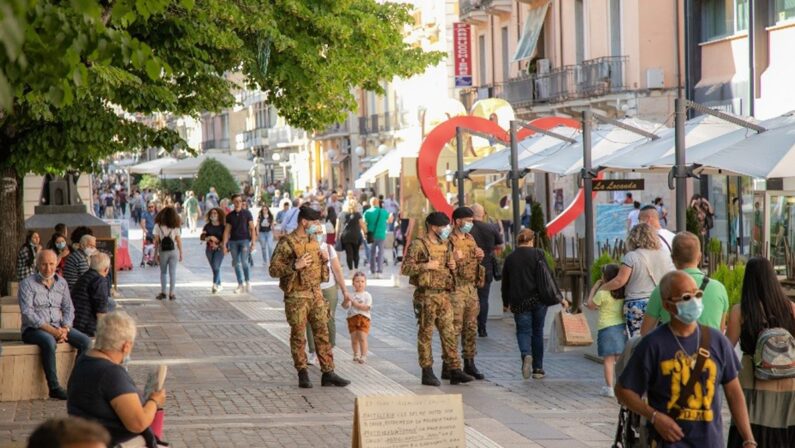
[22,327,91,389]
[258,231,275,265]
[228,239,251,284]
[369,239,385,274]
[362,238,370,263]
[159,249,178,294]
[206,248,224,286]
[514,304,548,370]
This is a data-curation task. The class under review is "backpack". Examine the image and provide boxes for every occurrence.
[753,327,795,380]
[342,213,360,242]
[159,226,175,252]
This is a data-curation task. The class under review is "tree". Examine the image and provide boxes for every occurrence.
[529,201,550,251]
[0,0,443,293]
[192,159,238,201]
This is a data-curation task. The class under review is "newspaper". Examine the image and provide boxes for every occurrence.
[143,365,167,398]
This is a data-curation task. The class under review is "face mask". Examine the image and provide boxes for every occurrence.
[673,298,704,324]
[316,234,324,244]
[460,222,473,234]
[84,247,97,256]
[307,224,322,235]
[55,241,66,250]
[437,226,451,241]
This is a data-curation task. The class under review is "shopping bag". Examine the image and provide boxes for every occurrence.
[548,312,565,353]
[559,310,593,346]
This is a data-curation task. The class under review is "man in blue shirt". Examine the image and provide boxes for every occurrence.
[19,250,92,400]
[139,202,156,240]
[281,198,302,234]
[615,270,755,447]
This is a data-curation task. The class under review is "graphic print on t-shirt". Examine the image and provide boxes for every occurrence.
[661,350,718,422]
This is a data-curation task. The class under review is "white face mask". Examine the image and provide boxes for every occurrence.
[84,247,97,256]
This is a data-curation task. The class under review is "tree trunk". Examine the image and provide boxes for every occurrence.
[0,168,23,296]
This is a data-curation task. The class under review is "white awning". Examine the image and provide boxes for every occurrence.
[354,147,419,188]
[128,157,178,175]
[465,126,580,173]
[160,153,253,177]
[512,0,551,62]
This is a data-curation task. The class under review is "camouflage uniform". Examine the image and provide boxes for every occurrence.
[400,235,461,369]
[269,231,333,372]
[449,232,485,358]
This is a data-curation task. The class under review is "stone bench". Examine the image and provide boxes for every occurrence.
[7,281,18,297]
[1,296,20,330]
[0,341,76,401]
[0,328,21,341]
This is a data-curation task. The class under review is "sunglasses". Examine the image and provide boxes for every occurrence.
[667,290,703,303]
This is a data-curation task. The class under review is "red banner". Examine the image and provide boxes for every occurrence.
[453,23,472,88]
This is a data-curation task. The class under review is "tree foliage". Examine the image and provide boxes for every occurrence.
[192,158,238,201]
[529,201,550,250]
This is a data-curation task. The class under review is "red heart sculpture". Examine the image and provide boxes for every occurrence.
[417,115,599,236]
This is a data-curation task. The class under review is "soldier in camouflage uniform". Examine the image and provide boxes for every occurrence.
[448,206,486,380]
[269,205,350,389]
[400,211,474,386]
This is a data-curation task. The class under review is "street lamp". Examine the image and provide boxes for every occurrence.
[354,146,365,157]
[272,152,281,162]
[377,144,388,155]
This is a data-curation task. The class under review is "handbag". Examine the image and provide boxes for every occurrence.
[536,252,563,306]
[492,255,503,281]
[334,238,343,251]
[558,310,594,346]
[366,209,384,244]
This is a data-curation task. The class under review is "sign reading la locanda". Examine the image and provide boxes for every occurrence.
[453,23,472,88]
[591,179,645,191]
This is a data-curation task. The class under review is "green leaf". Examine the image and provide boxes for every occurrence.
[144,59,160,80]
[180,0,195,10]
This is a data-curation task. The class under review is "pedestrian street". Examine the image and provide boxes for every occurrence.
[0,230,627,447]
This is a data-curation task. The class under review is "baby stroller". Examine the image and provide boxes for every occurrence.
[612,336,648,448]
[141,235,158,267]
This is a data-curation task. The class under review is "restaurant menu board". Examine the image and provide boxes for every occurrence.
[95,237,117,289]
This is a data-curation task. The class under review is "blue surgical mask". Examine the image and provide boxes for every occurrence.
[55,241,66,250]
[674,298,704,324]
[438,226,451,241]
[307,224,322,235]
[460,222,473,234]
[316,234,324,244]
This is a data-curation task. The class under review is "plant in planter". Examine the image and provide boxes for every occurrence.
[529,201,550,251]
[591,252,619,285]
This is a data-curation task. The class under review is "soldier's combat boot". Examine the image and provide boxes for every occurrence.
[449,368,474,385]
[441,362,451,380]
[464,359,485,380]
[421,367,441,386]
[298,368,313,389]
[321,371,351,387]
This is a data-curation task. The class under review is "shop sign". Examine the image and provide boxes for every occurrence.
[453,23,472,87]
[592,179,645,191]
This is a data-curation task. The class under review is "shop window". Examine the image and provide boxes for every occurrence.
[773,0,795,24]
[700,0,749,41]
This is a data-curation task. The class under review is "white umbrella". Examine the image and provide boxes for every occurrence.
[682,111,795,178]
[523,118,663,175]
[464,126,580,173]
[128,157,178,175]
[161,153,253,177]
[595,115,741,172]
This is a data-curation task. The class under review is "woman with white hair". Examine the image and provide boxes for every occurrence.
[67,312,166,448]
[71,253,114,337]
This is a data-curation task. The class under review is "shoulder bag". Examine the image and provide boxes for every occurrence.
[536,251,563,306]
[667,325,711,420]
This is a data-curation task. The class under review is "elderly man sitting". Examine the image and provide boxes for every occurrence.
[71,253,114,337]
[19,250,92,400]
[68,312,167,448]
[63,234,97,291]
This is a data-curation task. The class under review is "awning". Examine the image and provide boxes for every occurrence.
[160,152,253,177]
[354,147,418,188]
[465,126,580,173]
[512,0,551,62]
[128,157,178,175]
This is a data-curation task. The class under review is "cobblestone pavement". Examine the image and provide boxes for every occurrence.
[0,229,623,447]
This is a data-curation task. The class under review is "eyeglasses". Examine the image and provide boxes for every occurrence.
[667,290,703,303]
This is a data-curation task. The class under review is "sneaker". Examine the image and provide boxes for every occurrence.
[532,368,546,379]
[169,293,176,301]
[308,353,318,366]
[216,284,223,293]
[600,386,615,398]
[156,293,166,301]
[211,285,218,294]
[245,282,252,293]
[521,355,532,379]
[375,273,381,279]
[234,284,245,294]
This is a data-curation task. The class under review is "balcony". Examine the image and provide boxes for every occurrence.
[500,55,629,108]
[459,84,504,110]
[459,0,488,23]
[358,116,370,134]
[268,126,306,148]
[236,128,269,150]
[201,138,229,151]
[315,121,350,138]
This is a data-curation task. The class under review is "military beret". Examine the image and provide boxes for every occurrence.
[452,207,474,220]
[298,205,321,221]
[425,211,450,227]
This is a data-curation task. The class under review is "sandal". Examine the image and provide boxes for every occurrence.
[169,294,176,301]
[156,293,166,300]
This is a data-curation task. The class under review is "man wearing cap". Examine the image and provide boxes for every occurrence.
[401,211,475,386]
[448,206,486,380]
[270,205,351,389]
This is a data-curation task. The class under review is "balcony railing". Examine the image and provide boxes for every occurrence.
[459,0,489,22]
[201,138,229,150]
[268,126,306,147]
[498,55,629,107]
[358,116,369,134]
[316,121,350,137]
[236,128,269,150]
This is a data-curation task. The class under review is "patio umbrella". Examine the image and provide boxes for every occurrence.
[128,157,178,175]
[160,153,254,177]
[681,111,795,178]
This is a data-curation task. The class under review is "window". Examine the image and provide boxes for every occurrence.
[773,0,795,24]
[255,102,269,129]
[501,27,509,81]
[575,0,584,63]
[478,35,487,85]
[220,114,229,139]
[701,0,750,42]
[610,0,622,56]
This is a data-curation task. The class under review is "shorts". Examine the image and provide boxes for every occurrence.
[597,324,628,357]
[347,315,371,334]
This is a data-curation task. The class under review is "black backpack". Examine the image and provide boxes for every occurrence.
[160,226,175,251]
[342,213,361,242]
